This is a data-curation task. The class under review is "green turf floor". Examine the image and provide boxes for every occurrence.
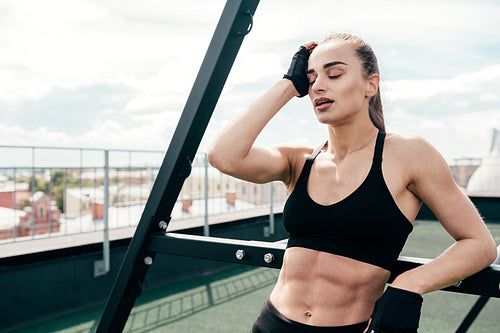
[9,221,500,333]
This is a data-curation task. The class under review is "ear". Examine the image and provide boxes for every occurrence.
[366,74,380,98]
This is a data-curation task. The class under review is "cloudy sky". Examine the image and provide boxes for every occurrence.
[1,0,499,163]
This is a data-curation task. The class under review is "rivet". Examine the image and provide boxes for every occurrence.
[235,249,246,260]
[158,221,167,230]
[144,256,153,265]
[264,253,275,264]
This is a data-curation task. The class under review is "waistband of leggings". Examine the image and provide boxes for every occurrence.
[265,298,369,332]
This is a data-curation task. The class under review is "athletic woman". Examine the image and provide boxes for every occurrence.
[207,33,497,333]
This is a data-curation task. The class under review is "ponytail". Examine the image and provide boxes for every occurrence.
[369,87,385,132]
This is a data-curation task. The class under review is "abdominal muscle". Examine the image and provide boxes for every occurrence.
[269,247,391,327]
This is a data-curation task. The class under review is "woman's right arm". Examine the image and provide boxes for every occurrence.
[207,78,299,185]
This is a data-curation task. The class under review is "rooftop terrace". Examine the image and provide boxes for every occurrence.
[6,220,500,333]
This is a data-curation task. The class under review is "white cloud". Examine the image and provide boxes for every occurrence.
[251,0,500,44]
[479,93,499,103]
[77,111,180,150]
[0,0,499,163]
[227,52,285,85]
[386,107,500,160]
[384,65,500,102]
[382,65,500,159]
[0,124,75,147]
[8,0,106,26]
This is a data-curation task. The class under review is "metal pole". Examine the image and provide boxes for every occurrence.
[269,182,274,235]
[31,148,35,238]
[103,150,110,274]
[13,168,17,240]
[80,149,83,233]
[128,150,132,227]
[48,168,52,235]
[64,168,67,235]
[94,167,97,232]
[204,153,210,236]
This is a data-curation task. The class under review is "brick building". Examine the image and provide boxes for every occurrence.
[17,191,61,237]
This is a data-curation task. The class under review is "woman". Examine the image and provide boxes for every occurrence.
[207,33,497,332]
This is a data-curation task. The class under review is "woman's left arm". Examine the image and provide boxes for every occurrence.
[391,136,498,295]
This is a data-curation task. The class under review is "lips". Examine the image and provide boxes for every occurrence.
[314,98,334,111]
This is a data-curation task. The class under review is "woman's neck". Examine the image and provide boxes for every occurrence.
[326,123,379,160]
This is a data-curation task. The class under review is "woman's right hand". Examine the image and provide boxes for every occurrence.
[283,41,317,97]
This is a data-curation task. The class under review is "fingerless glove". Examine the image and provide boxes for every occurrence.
[367,286,423,333]
[283,46,311,97]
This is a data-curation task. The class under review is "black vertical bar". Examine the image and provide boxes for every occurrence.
[96,1,259,332]
[455,295,490,333]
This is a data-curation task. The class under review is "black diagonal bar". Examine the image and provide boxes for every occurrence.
[96,1,259,331]
[455,295,491,333]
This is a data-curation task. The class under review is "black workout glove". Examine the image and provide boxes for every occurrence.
[283,45,311,97]
[367,286,423,333]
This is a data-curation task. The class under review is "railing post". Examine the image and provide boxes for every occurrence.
[95,150,110,277]
[93,167,97,232]
[79,148,83,233]
[31,147,35,238]
[269,182,275,235]
[64,168,68,235]
[204,153,210,236]
[13,168,17,240]
[128,150,132,226]
[48,168,52,235]
[103,150,110,273]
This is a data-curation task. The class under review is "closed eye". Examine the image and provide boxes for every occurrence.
[309,75,341,86]
[307,73,316,86]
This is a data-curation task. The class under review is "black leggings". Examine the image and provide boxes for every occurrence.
[251,298,368,333]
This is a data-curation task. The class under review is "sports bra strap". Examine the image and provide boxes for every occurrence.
[373,131,386,161]
[307,140,328,161]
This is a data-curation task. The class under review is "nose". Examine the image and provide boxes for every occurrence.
[310,75,326,93]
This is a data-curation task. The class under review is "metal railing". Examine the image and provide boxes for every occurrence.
[0,145,287,244]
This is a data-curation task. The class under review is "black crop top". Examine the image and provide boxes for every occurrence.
[283,132,413,271]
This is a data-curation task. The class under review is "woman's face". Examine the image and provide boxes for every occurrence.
[307,41,377,126]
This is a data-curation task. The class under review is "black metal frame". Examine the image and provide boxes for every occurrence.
[149,232,500,298]
[455,296,492,333]
[96,1,259,331]
[149,232,500,333]
[97,0,499,331]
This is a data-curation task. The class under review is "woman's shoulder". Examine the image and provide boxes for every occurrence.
[384,132,448,174]
[273,143,319,188]
[384,132,437,158]
[274,143,321,161]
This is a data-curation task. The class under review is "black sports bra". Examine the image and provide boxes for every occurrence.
[283,131,413,271]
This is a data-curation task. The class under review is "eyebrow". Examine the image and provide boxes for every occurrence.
[307,61,347,74]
